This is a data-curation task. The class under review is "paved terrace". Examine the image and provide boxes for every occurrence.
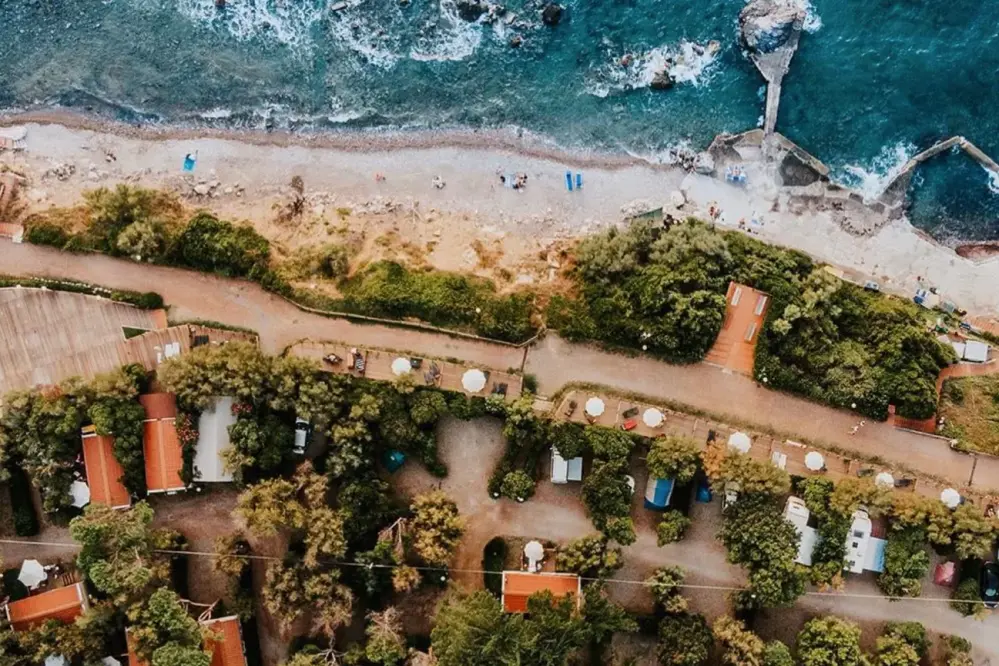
[3,240,999,491]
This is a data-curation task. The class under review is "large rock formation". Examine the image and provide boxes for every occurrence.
[541,3,563,26]
[739,0,804,54]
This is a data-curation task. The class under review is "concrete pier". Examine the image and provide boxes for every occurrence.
[880,136,999,206]
[748,21,802,138]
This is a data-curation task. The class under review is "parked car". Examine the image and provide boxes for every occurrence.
[863,280,880,292]
[294,418,310,455]
[981,562,999,608]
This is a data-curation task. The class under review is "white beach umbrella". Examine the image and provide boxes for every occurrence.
[18,559,47,590]
[642,408,664,428]
[524,540,544,562]
[874,472,895,489]
[727,432,752,454]
[101,658,122,666]
[804,451,825,472]
[70,480,91,508]
[625,475,636,495]
[44,656,67,666]
[391,357,411,376]
[584,397,605,417]
[461,369,487,393]
[941,488,962,509]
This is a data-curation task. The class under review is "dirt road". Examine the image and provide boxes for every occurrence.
[4,239,999,490]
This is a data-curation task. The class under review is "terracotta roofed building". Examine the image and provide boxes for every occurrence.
[81,426,132,509]
[5,582,89,631]
[139,393,186,494]
[500,571,582,613]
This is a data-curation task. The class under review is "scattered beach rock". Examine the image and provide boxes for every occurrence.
[193,183,211,196]
[693,152,715,175]
[509,35,523,48]
[650,70,674,90]
[42,162,76,181]
[541,3,563,26]
[457,0,488,21]
[740,0,804,54]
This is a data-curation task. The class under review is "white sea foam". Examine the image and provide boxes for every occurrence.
[985,167,999,196]
[199,107,233,120]
[174,0,328,52]
[837,141,917,202]
[409,0,483,62]
[585,40,721,98]
[800,0,822,33]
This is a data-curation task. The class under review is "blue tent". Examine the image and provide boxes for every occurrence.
[383,450,407,473]
[644,477,675,510]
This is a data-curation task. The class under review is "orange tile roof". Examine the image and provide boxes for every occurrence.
[81,428,132,509]
[501,572,581,613]
[143,419,185,494]
[6,582,89,631]
[140,393,177,420]
[203,617,247,666]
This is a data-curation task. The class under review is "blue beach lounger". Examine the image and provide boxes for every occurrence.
[565,171,573,191]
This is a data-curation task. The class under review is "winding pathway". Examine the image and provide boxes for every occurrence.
[3,240,999,491]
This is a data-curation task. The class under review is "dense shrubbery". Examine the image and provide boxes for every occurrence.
[338,261,536,342]
[558,219,953,418]
[0,275,163,310]
[7,466,39,536]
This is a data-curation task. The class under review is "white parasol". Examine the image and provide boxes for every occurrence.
[874,472,895,489]
[524,540,544,562]
[70,480,91,508]
[642,408,664,428]
[584,397,605,417]
[804,451,825,471]
[44,657,67,666]
[461,369,487,393]
[391,357,411,376]
[18,559,47,590]
[940,488,962,509]
[101,658,122,666]
[727,432,752,454]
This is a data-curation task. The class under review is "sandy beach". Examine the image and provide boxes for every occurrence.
[3,114,999,317]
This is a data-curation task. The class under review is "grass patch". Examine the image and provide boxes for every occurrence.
[939,375,999,455]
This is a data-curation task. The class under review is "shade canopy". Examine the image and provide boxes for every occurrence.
[18,559,46,589]
[391,357,411,376]
[804,451,825,471]
[727,432,752,454]
[101,658,122,666]
[462,369,487,393]
[44,657,67,666]
[69,480,91,508]
[524,540,544,561]
[941,488,962,509]
[874,472,894,488]
[584,397,605,417]
[643,408,664,428]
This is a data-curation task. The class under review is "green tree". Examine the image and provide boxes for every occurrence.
[70,501,175,606]
[88,394,147,495]
[152,643,211,666]
[762,641,793,666]
[556,535,623,579]
[365,608,407,666]
[499,470,536,501]
[409,390,449,427]
[878,527,929,598]
[410,490,464,566]
[950,503,997,560]
[430,590,520,666]
[172,212,271,278]
[717,453,790,498]
[521,592,589,666]
[549,422,586,459]
[721,496,805,608]
[658,613,713,666]
[646,565,688,614]
[796,617,864,666]
[581,458,633,537]
[223,415,294,483]
[657,510,692,545]
[129,588,205,664]
[647,436,701,484]
[580,584,637,646]
[713,616,764,666]
[159,342,273,411]
[234,477,308,536]
[584,427,634,461]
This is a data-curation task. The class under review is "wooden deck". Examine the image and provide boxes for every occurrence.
[288,339,523,401]
[0,288,255,391]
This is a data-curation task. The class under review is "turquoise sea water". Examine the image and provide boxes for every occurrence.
[1,0,998,240]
